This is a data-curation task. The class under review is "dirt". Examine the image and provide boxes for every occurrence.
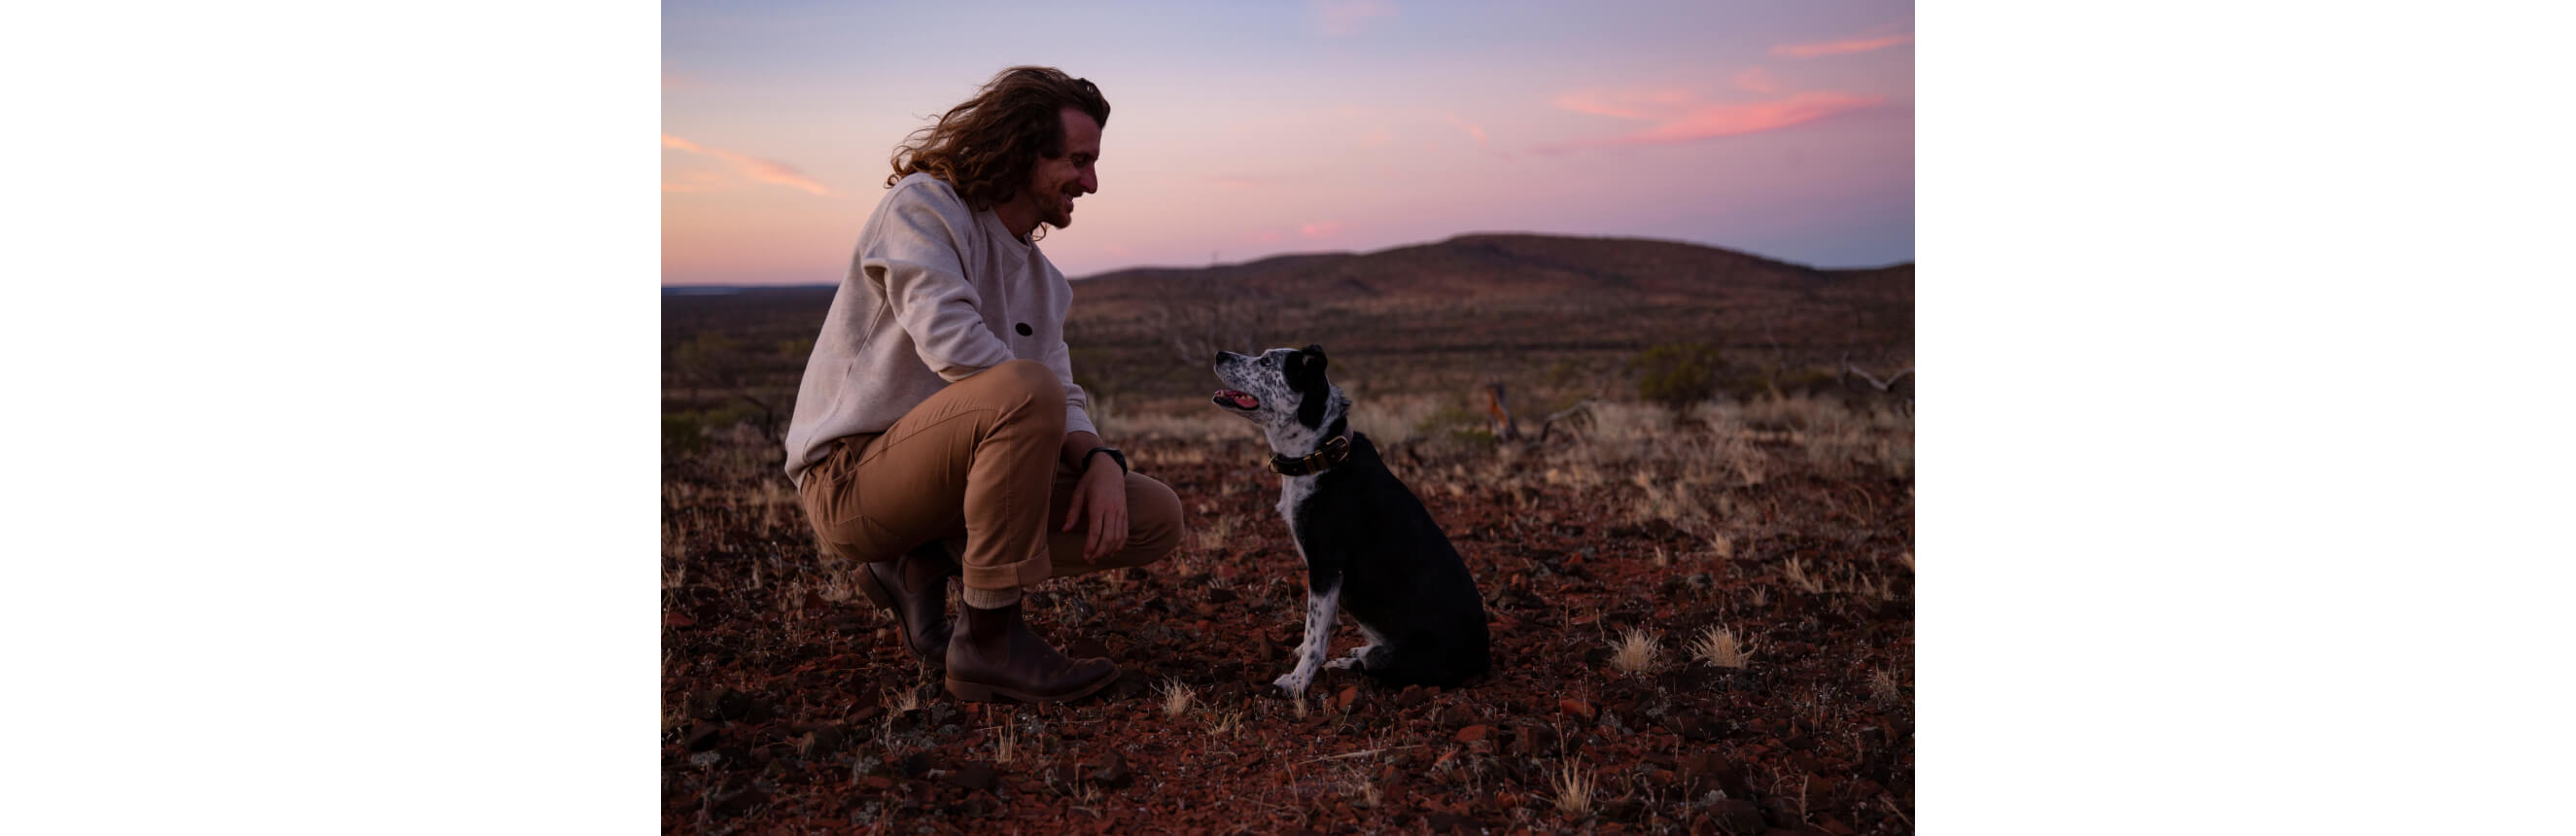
[662,416,1914,834]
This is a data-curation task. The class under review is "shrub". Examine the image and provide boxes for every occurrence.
[1626,343,1724,411]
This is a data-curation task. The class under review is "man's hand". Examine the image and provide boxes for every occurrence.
[1062,454,1130,563]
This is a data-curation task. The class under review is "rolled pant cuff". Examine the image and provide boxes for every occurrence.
[961,554,1053,594]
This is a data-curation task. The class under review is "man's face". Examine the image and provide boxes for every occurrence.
[1028,106,1101,229]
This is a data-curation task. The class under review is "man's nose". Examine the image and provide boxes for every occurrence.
[1079,169,1097,193]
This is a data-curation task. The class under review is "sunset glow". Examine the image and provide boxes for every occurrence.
[663,1,1913,285]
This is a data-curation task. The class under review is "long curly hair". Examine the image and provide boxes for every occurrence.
[888,66,1110,212]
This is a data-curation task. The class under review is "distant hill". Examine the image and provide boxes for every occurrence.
[1076,233,1902,305]
[1063,233,1911,401]
[663,232,1911,409]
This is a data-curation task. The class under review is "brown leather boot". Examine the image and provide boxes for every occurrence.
[856,542,958,671]
[944,599,1118,704]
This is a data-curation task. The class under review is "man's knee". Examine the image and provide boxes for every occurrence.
[981,359,1062,404]
[1128,474,1185,564]
[958,359,1063,437]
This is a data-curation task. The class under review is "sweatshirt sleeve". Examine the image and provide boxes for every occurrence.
[1041,336,1097,436]
[863,188,1015,382]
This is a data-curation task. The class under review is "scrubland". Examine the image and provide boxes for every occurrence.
[666,388,1913,833]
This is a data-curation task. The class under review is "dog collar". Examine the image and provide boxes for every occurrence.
[1268,435,1351,476]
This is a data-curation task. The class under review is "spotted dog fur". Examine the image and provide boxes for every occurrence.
[1213,345,1492,695]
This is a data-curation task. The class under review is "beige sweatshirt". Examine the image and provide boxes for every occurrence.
[783,173,1095,486]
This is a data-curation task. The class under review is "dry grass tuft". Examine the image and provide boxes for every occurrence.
[1549,760,1596,816]
[1690,625,1754,669]
[1188,513,1238,554]
[1203,708,1243,736]
[991,723,1018,763]
[1341,767,1382,809]
[1100,409,1239,443]
[1609,628,1661,676]
[1157,678,1196,718]
[886,686,921,714]
[1350,393,1443,448]
[1783,557,1826,594]
[1869,667,1906,707]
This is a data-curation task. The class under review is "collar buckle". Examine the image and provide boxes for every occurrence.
[1267,435,1351,476]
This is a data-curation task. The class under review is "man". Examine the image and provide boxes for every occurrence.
[784,66,1181,705]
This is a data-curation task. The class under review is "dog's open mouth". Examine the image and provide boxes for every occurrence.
[1212,389,1259,411]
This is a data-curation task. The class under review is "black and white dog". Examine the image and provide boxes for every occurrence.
[1212,345,1492,694]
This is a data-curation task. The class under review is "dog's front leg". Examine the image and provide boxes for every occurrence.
[1273,582,1340,696]
[1328,624,1385,671]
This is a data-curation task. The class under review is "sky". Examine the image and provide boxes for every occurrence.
[663,0,1913,285]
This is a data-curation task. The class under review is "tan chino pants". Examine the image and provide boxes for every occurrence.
[797,360,1182,593]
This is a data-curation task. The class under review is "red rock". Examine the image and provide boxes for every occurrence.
[683,723,721,752]
[945,763,997,791]
[1708,798,1764,834]
[1558,698,1595,719]
[709,785,766,816]
[1455,724,1491,743]
[1334,685,1360,712]
[1091,753,1134,789]
[859,776,892,790]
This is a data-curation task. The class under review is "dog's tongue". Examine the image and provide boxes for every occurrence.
[1214,390,1259,409]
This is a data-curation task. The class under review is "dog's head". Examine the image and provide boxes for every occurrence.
[1212,345,1347,442]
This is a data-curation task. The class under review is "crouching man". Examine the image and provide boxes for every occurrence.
[784,66,1181,704]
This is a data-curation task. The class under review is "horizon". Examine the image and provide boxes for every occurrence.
[658,228,1917,290]
[664,1,1913,287]
[659,227,1916,289]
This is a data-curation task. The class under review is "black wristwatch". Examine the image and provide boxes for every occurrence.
[1082,446,1128,475]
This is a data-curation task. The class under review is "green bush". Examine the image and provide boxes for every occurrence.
[1415,402,1499,450]
[1626,343,1724,411]
[662,403,766,454]
[663,413,711,454]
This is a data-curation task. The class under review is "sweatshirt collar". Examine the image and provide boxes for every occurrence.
[976,206,1032,273]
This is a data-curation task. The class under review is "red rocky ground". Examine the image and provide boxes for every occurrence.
[663,412,1914,834]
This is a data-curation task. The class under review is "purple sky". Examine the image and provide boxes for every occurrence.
[663,0,1913,284]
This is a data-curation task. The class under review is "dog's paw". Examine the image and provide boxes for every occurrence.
[1326,644,1376,671]
[1271,672,1309,695]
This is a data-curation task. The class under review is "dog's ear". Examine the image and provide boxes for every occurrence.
[1286,346,1330,392]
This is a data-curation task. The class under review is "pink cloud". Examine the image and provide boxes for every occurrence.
[661,134,831,195]
[1625,91,1881,144]
[1314,0,1394,36]
[1246,230,1284,245]
[1300,222,1343,238]
[1732,67,1780,94]
[1551,87,1693,121]
[1445,113,1514,161]
[1541,87,1882,151]
[1772,33,1913,58]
